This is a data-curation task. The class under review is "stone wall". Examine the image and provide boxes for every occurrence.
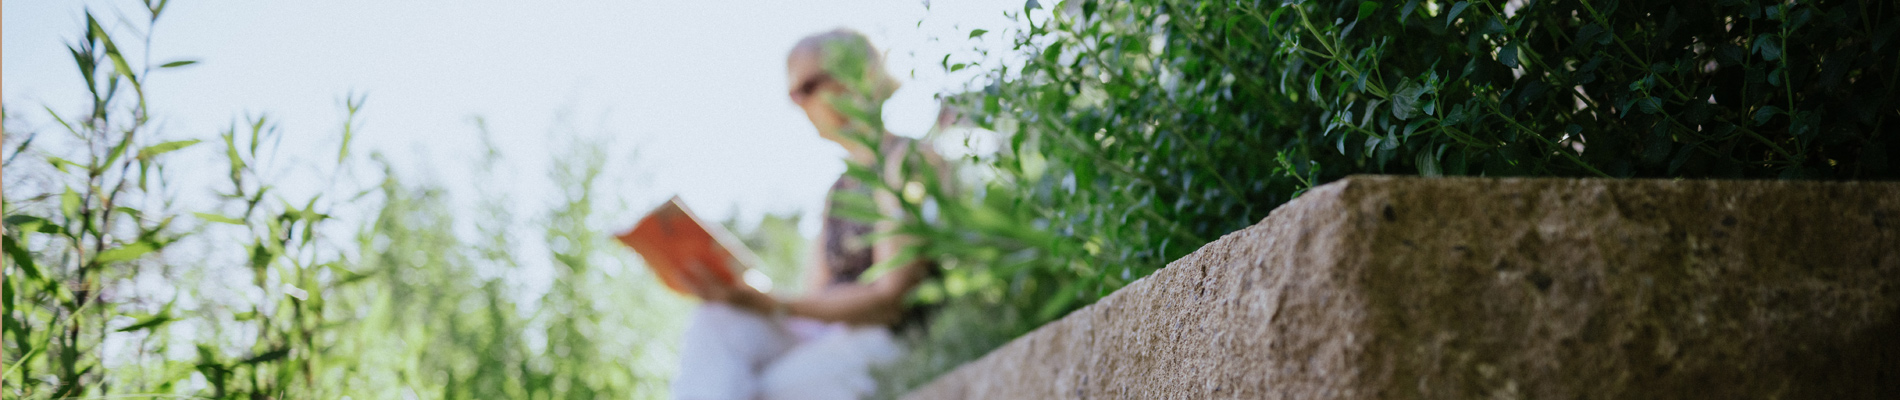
[904,176,1900,399]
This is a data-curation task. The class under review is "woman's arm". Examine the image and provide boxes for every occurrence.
[780,275,908,324]
[682,262,911,325]
[798,240,833,294]
[685,137,943,325]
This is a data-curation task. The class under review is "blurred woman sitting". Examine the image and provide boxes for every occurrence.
[670,28,944,400]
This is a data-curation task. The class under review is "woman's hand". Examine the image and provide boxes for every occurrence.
[680,260,777,315]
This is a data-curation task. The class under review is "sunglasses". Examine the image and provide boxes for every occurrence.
[790,74,838,104]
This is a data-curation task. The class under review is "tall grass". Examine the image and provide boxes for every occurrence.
[2,4,702,398]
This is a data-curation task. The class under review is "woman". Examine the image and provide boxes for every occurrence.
[669,29,941,400]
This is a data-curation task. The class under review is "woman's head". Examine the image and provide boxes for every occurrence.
[787,29,899,141]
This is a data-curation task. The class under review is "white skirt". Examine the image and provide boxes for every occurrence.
[671,303,902,400]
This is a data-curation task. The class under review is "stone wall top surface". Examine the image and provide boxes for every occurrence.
[904,176,1900,399]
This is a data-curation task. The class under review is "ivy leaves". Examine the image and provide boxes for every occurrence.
[1389,81,1430,121]
[1753,34,1783,61]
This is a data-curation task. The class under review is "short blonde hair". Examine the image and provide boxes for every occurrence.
[788,28,900,101]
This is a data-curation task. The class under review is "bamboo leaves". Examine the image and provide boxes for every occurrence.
[114,309,174,333]
[94,241,157,263]
[137,139,200,161]
[194,212,245,225]
[5,3,688,399]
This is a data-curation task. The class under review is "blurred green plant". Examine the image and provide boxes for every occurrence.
[721,212,812,296]
[856,0,1899,394]
[3,3,686,398]
[3,3,213,397]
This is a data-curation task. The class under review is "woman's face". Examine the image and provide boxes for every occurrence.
[787,53,852,138]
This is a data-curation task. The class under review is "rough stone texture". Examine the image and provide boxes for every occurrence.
[904,176,1900,399]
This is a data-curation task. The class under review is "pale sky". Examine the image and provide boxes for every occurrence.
[4,0,1031,237]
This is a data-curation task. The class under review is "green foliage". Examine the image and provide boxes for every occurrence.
[3,4,685,398]
[10,1,1895,398]
[866,0,1900,393]
[3,6,200,397]
[722,212,813,296]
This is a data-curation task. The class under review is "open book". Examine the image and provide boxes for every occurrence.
[614,196,766,297]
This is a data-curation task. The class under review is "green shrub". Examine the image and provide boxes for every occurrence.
[872,0,1899,393]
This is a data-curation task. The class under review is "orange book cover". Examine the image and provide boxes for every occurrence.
[615,196,765,297]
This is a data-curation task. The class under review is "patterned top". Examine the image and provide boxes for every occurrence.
[819,135,918,285]
[821,175,877,284]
